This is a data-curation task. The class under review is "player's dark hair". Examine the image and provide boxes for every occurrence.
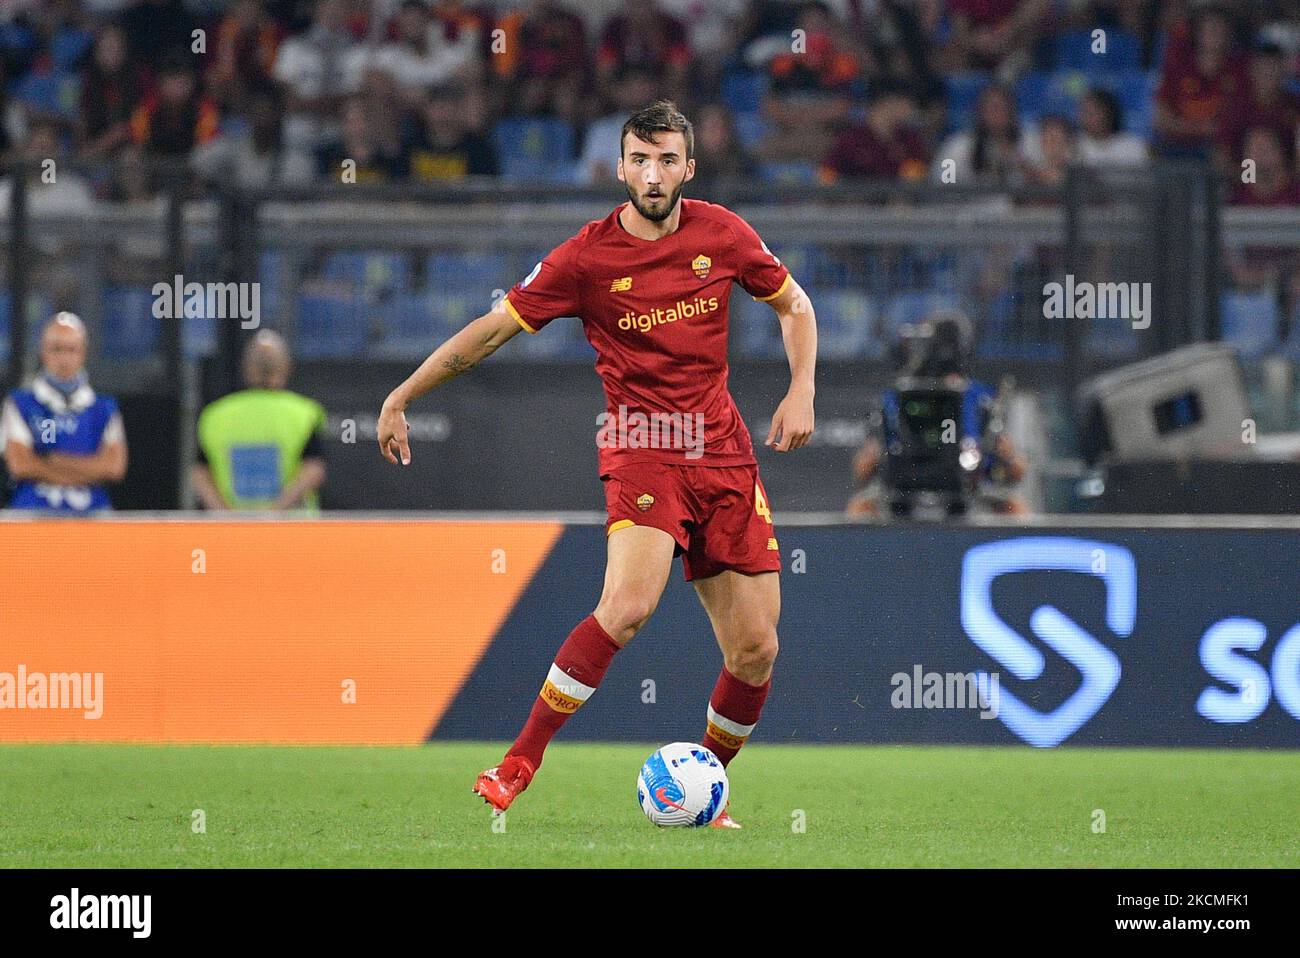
[621,100,694,160]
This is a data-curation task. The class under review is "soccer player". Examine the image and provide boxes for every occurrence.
[377,101,816,828]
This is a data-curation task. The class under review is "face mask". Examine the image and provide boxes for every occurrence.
[44,370,87,396]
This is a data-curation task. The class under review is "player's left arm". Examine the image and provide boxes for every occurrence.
[763,278,817,452]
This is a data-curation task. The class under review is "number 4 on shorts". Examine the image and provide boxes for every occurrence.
[754,482,772,523]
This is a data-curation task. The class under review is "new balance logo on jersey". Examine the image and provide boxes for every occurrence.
[618,296,720,333]
[609,276,633,292]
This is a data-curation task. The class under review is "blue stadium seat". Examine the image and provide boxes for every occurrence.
[720,70,769,114]
[1220,290,1279,359]
[757,160,817,185]
[945,72,992,134]
[1082,70,1156,138]
[426,251,509,294]
[1055,29,1141,73]
[733,292,786,359]
[101,286,161,360]
[366,292,444,359]
[295,291,368,359]
[1283,303,1300,361]
[321,250,411,294]
[14,70,79,118]
[0,292,9,365]
[813,290,879,359]
[258,249,289,325]
[732,112,769,151]
[881,292,962,335]
[1016,70,1086,124]
[492,117,576,182]
[505,315,594,361]
[1085,315,1140,361]
[50,29,94,71]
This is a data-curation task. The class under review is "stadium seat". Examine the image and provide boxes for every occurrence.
[1085,315,1140,361]
[50,29,94,71]
[720,69,769,114]
[426,250,509,294]
[321,250,411,295]
[101,286,161,360]
[1015,70,1086,124]
[1220,289,1280,359]
[731,112,769,151]
[758,160,817,185]
[881,291,963,336]
[505,315,594,361]
[295,291,369,359]
[367,292,444,360]
[1283,304,1300,361]
[258,249,289,325]
[945,72,992,134]
[1055,29,1141,73]
[492,117,576,182]
[14,69,80,119]
[813,290,879,359]
[1081,69,1156,138]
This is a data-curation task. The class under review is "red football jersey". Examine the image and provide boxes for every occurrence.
[504,198,790,473]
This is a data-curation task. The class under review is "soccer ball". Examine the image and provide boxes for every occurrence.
[636,742,729,827]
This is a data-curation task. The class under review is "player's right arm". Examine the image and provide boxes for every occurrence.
[377,298,522,465]
[378,231,585,466]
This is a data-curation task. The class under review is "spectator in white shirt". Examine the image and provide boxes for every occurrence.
[1077,88,1148,169]
[272,0,366,151]
[368,0,480,102]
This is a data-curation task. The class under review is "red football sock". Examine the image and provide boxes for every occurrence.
[701,667,771,766]
[506,614,621,770]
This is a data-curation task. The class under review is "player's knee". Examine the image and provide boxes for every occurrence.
[594,592,659,643]
[725,627,779,678]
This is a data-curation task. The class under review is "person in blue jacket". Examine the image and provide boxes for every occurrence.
[2,312,128,512]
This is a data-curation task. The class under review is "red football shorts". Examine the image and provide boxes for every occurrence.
[601,462,782,581]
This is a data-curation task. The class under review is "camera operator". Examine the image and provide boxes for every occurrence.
[847,310,1028,519]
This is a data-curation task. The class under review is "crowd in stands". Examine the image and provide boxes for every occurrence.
[0,0,1295,202]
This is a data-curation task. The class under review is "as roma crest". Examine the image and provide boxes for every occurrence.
[691,254,711,280]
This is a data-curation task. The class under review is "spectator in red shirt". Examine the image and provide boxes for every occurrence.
[1227,125,1300,334]
[1231,126,1300,207]
[1153,4,1248,157]
[596,0,690,102]
[943,0,1049,75]
[1222,41,1300,169]
[130,57,220,158]
[819,82,930,183]
[209,0,286,114]
[78,23,150,159]
[493,0,590,122]
[759,1,860,162]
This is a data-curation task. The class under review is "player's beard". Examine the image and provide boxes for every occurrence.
[625,178,686,223]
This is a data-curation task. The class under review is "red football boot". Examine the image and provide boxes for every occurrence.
[709,802,742,829]
[472,756,536,812]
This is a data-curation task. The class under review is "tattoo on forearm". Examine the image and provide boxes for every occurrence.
[441,353,475,377]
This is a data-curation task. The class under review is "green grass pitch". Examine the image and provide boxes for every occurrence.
[1,743,1296,868]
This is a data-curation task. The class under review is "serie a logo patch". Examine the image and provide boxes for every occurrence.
[691,254,711,279]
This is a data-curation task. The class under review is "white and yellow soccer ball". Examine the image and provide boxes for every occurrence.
[636,742,729,827]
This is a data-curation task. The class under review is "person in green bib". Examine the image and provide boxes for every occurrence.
[193,331,328,512]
